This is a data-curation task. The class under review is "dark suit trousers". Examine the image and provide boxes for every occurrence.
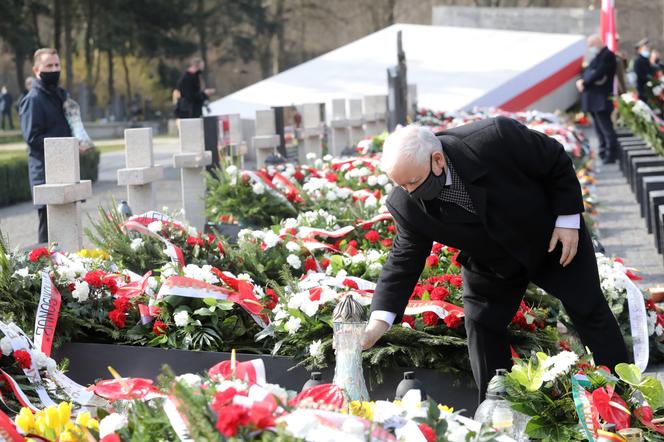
[591,110,618,161]
[37,207,48,244]
[462,222,628,403]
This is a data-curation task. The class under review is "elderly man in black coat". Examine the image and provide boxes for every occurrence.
[19,48,72,244]
[577,34,618,164]
[361,117,628,402]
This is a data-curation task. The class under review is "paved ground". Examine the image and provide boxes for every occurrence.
[0,140,183,250]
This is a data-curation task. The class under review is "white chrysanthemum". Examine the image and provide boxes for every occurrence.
[286,316,302,334]
[286,242,301,253]
[309,339,323,359]
[301,300,320,317]
[147,221,163,233]
[130,238,144,251]
[325,191,338,201]
[176,373,202,388]
[72,280,90,302]
[32,350,55,371]
[174,311,190,327]
[13,267,30,278]
[263,231,280,249]
[99,413,128,438]
[283,218,298,229]
[287,255,302,269]
[252,182,266,195]
[541,351,578,382]
[0,337,12,356]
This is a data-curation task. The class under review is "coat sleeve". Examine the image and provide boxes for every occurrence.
[370,204,432,323]
[495,116,584,216]
[19,95,46,153]
[582,52,615,87]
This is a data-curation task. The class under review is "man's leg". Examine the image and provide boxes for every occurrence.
[462,259,529,403]
[37,207,48,244]
[531,222,628,369]
[595,109,618,163]
[7,111,13,130]
[591,111,607,160]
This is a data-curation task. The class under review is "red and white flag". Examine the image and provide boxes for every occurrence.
[600,0,617,53]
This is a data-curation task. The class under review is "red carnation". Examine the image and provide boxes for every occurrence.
[425,255,439,268]
[423,312,439,327]
[211,387,238,412]
[83,270,104,288]
[325,172,338,182]
[103,275,119,294]
[186,236,204,247]
[444,314,462,329]
[248,402,276,429]
[402,315,415,328]
[28,247,50,263]
[217,241,225,254]
[348,240,358,248]
[346,245,359,256]
[431,243,443,254]
[381,238,393,248]
[342,279,359,290]
[264,288,279,310]
[387,224,396,234]
[114,297,130,312]
[418,423,437,442]
[430,286,449,301]
[215,404,250,437]
[321,258,330,269]
[364,230,380,244]
[293,171,305,181]
[109,309,126,329]
[361,223,372,231]
[304,257,318,273]
[207,234,216,244]
[13,349,32,370]
[449,275,463,288]
[152,320,167,336]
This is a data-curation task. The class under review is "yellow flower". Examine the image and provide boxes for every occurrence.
[45,405,61,430]
[438,404,454,414]
[87,418,99,431]
[348,400,374,421]
[59,430,79,442]
[58,402,72,424]
[14,408,34,433]
[75,411,91,428]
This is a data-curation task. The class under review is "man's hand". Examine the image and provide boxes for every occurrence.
[575,79,585,93]
[548,227,579,267]
[361,319,390,350]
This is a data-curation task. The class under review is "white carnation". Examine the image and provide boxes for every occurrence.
[0,337,12,356]
[263,231,280,249]
[309,339,323,359]
[377,174,389,186]
[176,373,202,388]
[283,218,298,229]
[287,254,302,269]
[174,310,190,327]
[286,316,302,334]
[130,238,144,251]
[286,242,301,252]
[306,152,317,160]
[367,176,378,186]
[99,413,128,438]
[13,267,30,278]
[72,280,90,302]
[252,182,266,195]
[147,221,163,233]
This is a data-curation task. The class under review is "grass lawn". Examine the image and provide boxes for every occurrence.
[0,143,123,160]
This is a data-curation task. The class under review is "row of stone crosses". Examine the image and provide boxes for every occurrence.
[32,95,392,254]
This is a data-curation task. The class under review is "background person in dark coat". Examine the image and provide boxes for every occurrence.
[174,58,215,118]
[360,118,628,403]
[0,86,14,130]
[19,48,72,244]
[634,38,654,101]
[577,34,618,164]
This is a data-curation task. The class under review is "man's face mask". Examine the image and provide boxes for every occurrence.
[409,153,446,201]
[39,71,60,87]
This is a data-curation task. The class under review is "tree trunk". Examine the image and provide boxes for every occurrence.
[84,0,94,114]
[196,0,210,86]
[107,48,115,117]
[14,51,26,93]
[53,0,62,52]
[274,0,285,74]
[63,0,74,92]
[121,51,132,104]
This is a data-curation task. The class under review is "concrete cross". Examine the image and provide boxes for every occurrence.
[252,109,280,168]
[348,98,364,148]
[173,118,212,232]
[329,99,350,157]
[117,128,164,214]
[299,103,324,165]
[33,138,92,251]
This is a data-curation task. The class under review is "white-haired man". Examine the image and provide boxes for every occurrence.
[361,117,627,402]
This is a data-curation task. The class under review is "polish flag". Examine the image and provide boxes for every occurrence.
[600,0,618,52]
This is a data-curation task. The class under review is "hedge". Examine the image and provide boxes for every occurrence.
[0,148,100,207]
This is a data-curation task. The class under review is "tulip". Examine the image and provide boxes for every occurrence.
[14,407,34,433]
[58,402,72,425]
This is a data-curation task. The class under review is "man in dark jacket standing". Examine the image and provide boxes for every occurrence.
[577,34,618,164]
[0,86,14,130]
[634,38,654,101]
[19,48,72,244]
[174,58,214,118]
[361,117,628,403]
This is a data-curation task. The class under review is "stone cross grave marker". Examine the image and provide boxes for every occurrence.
[33,138,92,251]
[173,118,212,232]
[252,109,280,168]
[348,98,364,147]
[330,98,350,157]
[117,128,164,214]
[299,103,324,165]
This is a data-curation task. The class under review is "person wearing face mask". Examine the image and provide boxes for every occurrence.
[360,120,628,404]
[19,48,72,244]
[174,58,215,119]
[634,38,655,101]
[576,34,618,164]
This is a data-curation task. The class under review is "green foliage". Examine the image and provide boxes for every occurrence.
[616,97,664,156]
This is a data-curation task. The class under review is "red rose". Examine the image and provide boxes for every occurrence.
[13,349,32,370]
[381,238,393,248]
[28,247,50,263]
[215,404,250,437]
[152,320,167,336]
[304,257,318,273]
[451,251,460,267]
[186,236,204,247]
[364,230,380,244]
[430,286,449,301]
[342,279,359,290]
[402,315,415,328]
[425,255,439,268]
[321,258,330,269]
[418,423,437,442]
[444,314,462,329]
[441,274,452,282]
[449,275,463,288]
[211,387,238,412]
[431,243,443,254]
[410,285,423,300]
[361,223,372,231]
[109,309,126,329]
[264,288,279,310]
[422,284,434,294]
[387,224,396,234]
[447,247,459,254]
[114,297,130,312]
[423,312,439,327]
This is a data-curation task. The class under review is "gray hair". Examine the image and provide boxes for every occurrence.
[381,124,440,174]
